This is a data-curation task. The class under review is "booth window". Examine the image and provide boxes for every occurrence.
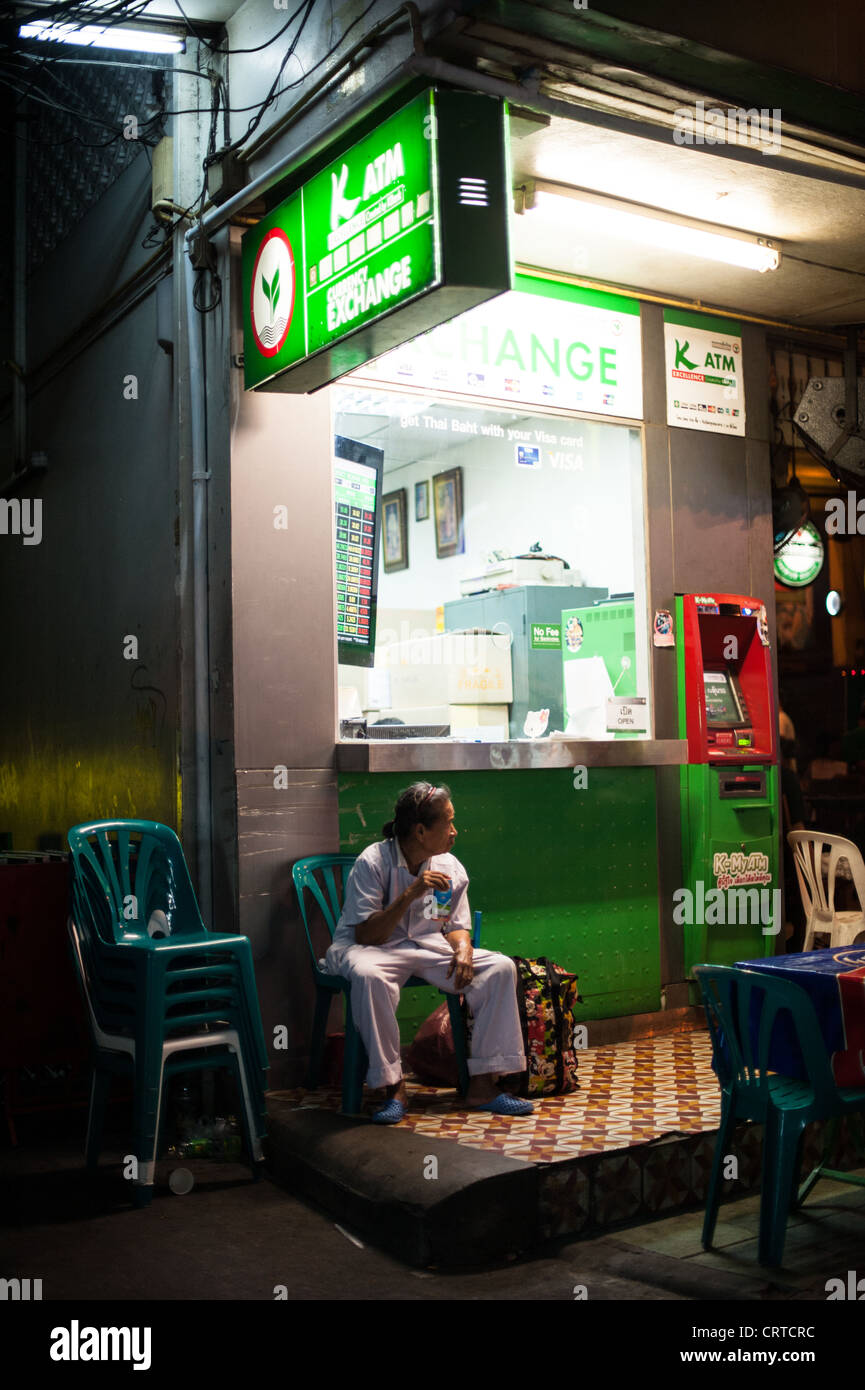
[332,345,649,744]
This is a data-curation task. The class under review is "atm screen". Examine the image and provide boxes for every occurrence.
[704,670,743,726]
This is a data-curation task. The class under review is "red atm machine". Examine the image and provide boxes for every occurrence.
[676,592,779,975]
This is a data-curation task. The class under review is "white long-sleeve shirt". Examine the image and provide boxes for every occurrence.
[330,837,471,955]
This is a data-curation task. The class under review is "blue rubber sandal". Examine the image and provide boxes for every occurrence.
[476,1094,534,1117]
[372,1097,406,1124]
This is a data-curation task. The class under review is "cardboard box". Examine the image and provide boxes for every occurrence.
[448,704,509,741]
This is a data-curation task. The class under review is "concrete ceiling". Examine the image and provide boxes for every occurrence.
[510,111,865,329]
[140,0,243,20]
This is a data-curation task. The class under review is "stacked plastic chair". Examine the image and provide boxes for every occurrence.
[67,819,269,1206]
[694,963,865,1265]
[292,854,479,1115]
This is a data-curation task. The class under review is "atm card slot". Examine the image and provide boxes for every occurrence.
[717,771,766,799]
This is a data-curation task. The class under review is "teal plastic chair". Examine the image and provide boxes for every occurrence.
[292,854,480,1115]
[67,819,270,1205]
[694,964,865,1265]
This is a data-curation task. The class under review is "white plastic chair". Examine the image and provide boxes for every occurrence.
[786,831,865,951]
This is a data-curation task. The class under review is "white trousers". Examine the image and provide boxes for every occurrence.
[325,935,525,1088]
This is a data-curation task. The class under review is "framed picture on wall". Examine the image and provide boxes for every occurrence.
[382,488,408,572]
[415,479,430,522]
[433,466,464,559]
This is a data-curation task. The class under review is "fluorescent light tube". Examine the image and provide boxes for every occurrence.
[527,183,780,273]
[19,21,185,55]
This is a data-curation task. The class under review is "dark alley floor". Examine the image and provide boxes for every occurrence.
[3,1110,865,1304]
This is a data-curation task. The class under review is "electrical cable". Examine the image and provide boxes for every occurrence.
[229,0,315,153]
[197,0,378,164]
[16,43,158,127]
[5,0,399,278]
[5,0,158,109]
[4,0,383,136]
[8,0,311,60]
[169,0,314,57]
[0,62,169,149]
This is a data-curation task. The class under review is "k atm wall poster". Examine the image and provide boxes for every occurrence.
[675,593,779,979]
[242,89,512,393]
[663,307,745,435]
[334,436,383,668]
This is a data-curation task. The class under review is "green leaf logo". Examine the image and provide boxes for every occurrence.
[260,269,281,323]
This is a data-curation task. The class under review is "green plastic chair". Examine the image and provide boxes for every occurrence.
[694,964,865,1266]
[67,819,270,1205]
[292,854,479,1115]
[68,819,267,1077]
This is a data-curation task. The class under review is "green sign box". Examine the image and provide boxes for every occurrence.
[242,89,511,393]
[531,622,562,650]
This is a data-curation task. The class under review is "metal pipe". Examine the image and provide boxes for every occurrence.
[183,227,213,926]
[516,264,861,337]
[199,58,418,236]
[13,100,27,470]
[204,49,865,241]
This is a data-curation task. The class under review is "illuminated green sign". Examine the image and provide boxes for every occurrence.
[773,521,825,588]
[242,89,511,393]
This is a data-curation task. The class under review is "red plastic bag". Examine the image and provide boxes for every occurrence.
[406,1001,459,1087]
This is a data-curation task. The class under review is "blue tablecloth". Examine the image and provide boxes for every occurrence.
[734,948,865,1085]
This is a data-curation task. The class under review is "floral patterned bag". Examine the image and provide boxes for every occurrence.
[511,956,583,1097]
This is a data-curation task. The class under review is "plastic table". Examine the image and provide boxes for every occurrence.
[734,946,865,1087]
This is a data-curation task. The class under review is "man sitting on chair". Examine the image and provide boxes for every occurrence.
[325,782,533,1125]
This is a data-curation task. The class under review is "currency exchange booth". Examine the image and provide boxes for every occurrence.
[676,592,779,980]
[231,77,775,1051]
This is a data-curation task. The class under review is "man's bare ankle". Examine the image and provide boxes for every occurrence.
[466,1076,499,1106]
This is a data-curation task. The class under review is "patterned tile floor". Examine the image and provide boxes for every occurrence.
[272,1027,723,1165]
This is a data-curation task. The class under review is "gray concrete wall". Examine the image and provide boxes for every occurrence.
[643,304,775,993]
[225,0,447,186]
[228,234,341,1083]
[0,156,181,851]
